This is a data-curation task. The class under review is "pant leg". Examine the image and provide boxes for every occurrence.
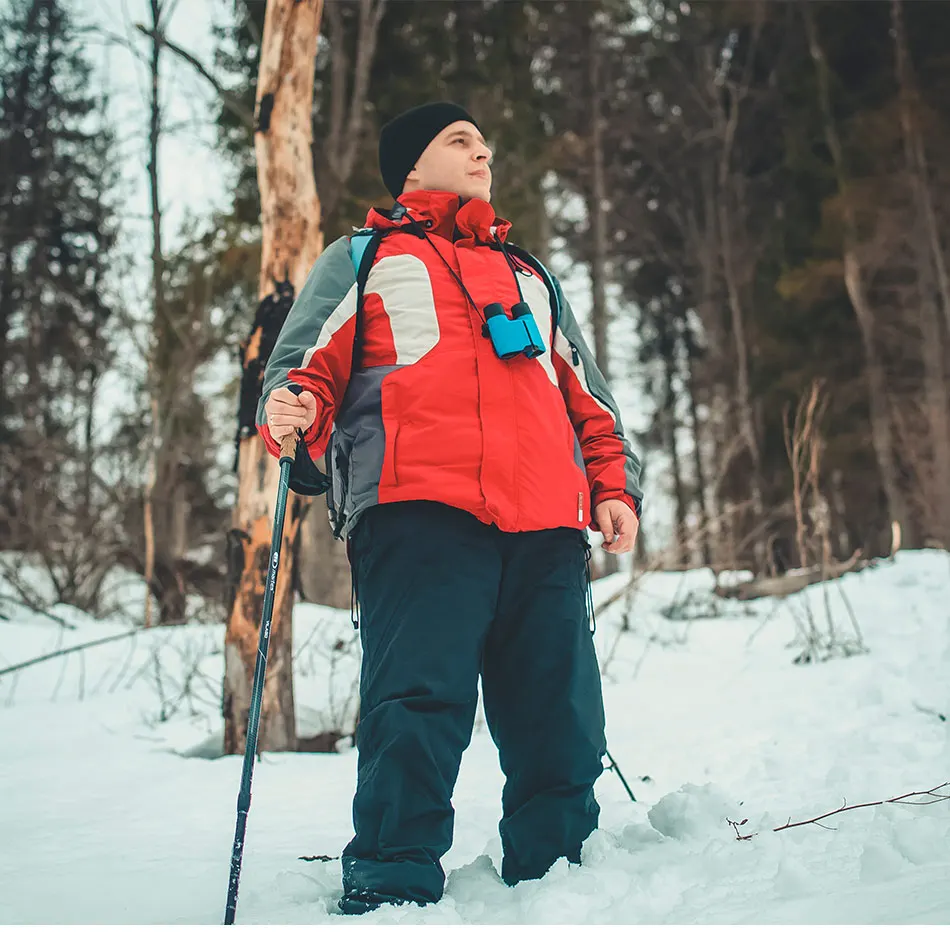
[481,527,606,885]
[342,501,501,904]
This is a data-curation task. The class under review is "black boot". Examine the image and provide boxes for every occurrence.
[337,890,411,915]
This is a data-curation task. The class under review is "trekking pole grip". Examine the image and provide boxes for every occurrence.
[279,431,298,462]
[278,383,304,463]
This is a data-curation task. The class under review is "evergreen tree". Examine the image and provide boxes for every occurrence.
[0,0,118,605]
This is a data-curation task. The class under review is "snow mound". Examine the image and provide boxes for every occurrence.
[647,783,741,841]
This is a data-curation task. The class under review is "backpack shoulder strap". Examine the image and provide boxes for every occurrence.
[346,228,385,371]
[503,244,562,332]
[350,227,377,286]
[348,227,381,294]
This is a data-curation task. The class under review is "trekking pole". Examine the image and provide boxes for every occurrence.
[605,748,637,803]
[224,426,299,925]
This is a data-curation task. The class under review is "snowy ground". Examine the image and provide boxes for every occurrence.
[1,551,948,924]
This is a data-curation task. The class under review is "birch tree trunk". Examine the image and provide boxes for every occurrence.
[223,0,324,755]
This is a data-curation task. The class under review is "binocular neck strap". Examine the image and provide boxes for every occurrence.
[401,214,527,326]
[493,231,527,305]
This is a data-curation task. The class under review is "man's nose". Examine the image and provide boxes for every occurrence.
[474,143,493,163]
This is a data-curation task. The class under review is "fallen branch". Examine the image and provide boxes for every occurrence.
[728,817,753,841]
[0,629,142,679]
[774,782,950,832]
[727,781,950,841]
[714,549,865,601]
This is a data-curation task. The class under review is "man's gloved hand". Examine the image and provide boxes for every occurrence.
[264,386,317,441]
[592,499,639,554]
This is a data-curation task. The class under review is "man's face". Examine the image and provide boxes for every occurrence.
[403,120,493,202]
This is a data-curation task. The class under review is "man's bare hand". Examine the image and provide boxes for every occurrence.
[264,386,316,441]
[592,499,639,554]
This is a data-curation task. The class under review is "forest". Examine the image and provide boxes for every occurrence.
[2,0,949,747]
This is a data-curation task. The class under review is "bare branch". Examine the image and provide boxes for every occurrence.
[0,630,143,679]
[133,23,255,131]
[341,0,386,173]
[0,595,76,630]
[771,782,950,834]
[727,817,755,841]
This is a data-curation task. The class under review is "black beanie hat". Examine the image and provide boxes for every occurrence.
[378,102,480,200]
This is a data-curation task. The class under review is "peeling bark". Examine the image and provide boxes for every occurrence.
[223,0,324,755]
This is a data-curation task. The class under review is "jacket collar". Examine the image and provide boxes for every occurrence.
[364,189,512,247]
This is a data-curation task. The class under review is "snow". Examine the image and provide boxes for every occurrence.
[1,551,949,924]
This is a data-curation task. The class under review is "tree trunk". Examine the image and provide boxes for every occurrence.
[803,6,914,550]
[694,163,723,568]
[319,0,386,227]
[297,507,352,607]
[297,0,385,608]
[588,17,618,576]
[536,175,552,269]
[224,0,324,755]
[715,103,766,569]
[684,338,712,566]
[588,25,610,382]
[661,346,687,566]
[143,0,165,629]
[892,0,950,545]
[892,1,950,338]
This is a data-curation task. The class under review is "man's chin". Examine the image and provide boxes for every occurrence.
[436,182,492,202]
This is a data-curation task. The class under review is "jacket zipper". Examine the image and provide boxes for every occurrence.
[391,423,400,485]
[569,340,614,411]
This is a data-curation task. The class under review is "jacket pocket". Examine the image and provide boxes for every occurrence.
[389,422,401,485]
[568,340,614,412]
[327,429,352,540]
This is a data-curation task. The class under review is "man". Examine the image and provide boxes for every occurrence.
[258,101,643,914]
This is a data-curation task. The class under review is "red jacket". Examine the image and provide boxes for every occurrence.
[258,190,642,538]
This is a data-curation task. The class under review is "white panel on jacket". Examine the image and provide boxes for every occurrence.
[519,272,559,387]
[366,254,440,365]
[301,283,359,367]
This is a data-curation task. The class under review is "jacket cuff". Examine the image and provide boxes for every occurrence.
[258,422,281,458]
[588,490,641,530]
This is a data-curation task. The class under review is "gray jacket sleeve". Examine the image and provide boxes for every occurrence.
[550,276,644,517]
[256,235,358,460]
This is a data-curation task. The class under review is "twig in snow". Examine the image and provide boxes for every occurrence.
[774,783,950,833]
[728,818,755,841]
[0,629,141,679]
[729,781,950,841]
[771,782,950,835]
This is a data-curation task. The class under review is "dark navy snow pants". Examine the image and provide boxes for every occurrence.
[340,500,607,905]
